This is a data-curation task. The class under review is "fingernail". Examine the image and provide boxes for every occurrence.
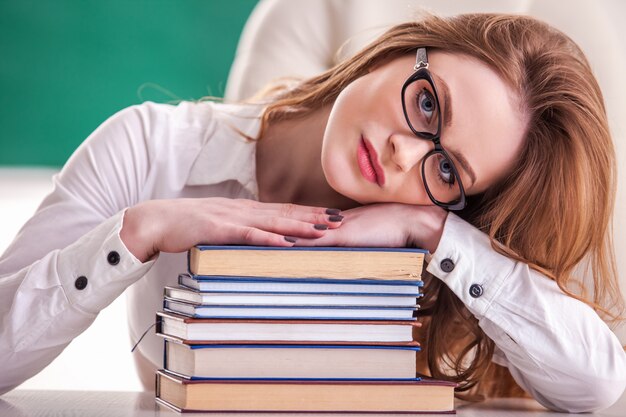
[328,215,344,222]
[284,236,297,243]
[314,224,329,230]
[325,208,341,215]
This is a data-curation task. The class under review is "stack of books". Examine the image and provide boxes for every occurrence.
[155,245,456,413]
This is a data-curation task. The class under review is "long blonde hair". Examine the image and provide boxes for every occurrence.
[257,13,623,399]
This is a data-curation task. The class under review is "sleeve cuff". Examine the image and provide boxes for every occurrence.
[426,212,516,317]
[56,210,156,314]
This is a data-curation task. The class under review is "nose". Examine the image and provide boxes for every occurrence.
[389,133,432,173]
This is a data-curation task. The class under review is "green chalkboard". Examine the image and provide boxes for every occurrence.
[0,0,258,167]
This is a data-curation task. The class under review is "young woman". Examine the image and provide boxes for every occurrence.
[1,13,624,412]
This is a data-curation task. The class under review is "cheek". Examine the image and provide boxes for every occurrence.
[327,81,364,126]
[320,119,357,197]
[321,84,362,179]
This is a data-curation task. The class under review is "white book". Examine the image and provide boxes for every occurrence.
[163,339,420,380]
[157,311,420,343]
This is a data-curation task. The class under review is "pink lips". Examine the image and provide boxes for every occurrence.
[357,137,385,187]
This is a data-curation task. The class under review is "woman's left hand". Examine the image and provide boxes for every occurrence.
[294,203,448,253]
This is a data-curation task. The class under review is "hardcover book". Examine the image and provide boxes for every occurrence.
[163,338,420,380]
[179,273,423,296]
[163,298,418,321]
[156,369,456,413]
[157,311,420,344]
[188,245,426,280]
[165,285,420,307]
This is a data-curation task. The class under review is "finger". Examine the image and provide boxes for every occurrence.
[240,200,342,220]
[229,200,344,230]
[251,216,332,238]
[324,213,345,229]
[275,211,344,229]
[292,233,339,247]
[273,207,344,229]
[231,226,297,247]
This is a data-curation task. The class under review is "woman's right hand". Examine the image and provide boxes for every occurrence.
[120,198,343,262]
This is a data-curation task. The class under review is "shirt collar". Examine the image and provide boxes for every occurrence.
[186,103,264,199]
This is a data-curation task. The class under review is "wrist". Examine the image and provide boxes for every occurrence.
[409,206,448,254]
[120,205,155,263]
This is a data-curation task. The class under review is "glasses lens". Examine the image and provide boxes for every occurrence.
[423,151,462,205]
[403,77,440,137]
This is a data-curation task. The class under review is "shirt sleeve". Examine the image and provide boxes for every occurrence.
[427,212,626,412]
[0,104,161,395]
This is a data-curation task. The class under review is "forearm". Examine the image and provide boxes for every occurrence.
[427,213,626,412]
[0,212,154,395]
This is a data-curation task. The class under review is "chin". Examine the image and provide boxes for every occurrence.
[321,165,360,204]
[330,177,376,205]
[321,142,377,205]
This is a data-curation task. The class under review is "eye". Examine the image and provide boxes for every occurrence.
[436,155,455,187]
[417,88,436,123]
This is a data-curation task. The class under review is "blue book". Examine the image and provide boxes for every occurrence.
[188,245,427,281]
[164,285,420,307]
[164,298,418,321]
[162,338,421,381]
[178,273,423,296]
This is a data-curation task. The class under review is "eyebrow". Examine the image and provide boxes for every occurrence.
[447,147,477,187]
[432,73,453,128]
[432,73,477,187]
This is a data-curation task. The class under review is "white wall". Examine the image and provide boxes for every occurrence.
[0,168,142,391]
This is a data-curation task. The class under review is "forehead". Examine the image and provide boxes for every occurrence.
[428,51,527,193]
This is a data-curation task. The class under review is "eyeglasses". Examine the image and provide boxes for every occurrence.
[401,47,467,211]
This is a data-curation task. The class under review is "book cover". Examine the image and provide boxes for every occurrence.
[163,298,418,321]
[163,339,421,380]
[157,311,420,343]
[166,284,421,306]
[156,369,456,413]
[179,273,423,296]
[188,245,427,280]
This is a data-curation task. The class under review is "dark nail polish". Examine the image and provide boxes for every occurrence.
[325,208,341,215]
[314,224,329,230]
[328,215,344,222]
[284,236,297,243]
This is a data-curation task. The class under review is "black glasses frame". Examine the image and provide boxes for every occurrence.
[400,47,467,211]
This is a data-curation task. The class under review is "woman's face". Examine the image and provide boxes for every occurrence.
[321,51,528,205]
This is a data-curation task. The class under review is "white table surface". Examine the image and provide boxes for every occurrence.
[0,389,624,417]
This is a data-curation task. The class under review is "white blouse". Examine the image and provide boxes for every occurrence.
[0,101,624,412]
